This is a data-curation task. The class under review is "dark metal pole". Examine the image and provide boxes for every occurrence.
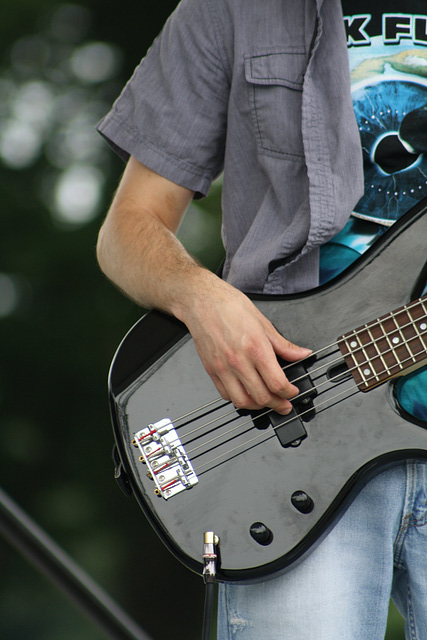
[0,486,154,640]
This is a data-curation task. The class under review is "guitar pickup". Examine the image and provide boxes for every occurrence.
[247,360,317,447]
[270,361,317,448]
[269,408,307,447]
[287,361,317,410]
[133,418,198,500]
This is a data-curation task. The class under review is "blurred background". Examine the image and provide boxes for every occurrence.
[0,1,405,638]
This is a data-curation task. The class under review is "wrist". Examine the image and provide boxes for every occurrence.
[169,267,227,327]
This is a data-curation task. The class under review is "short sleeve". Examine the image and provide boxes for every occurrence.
[97,0,230,197]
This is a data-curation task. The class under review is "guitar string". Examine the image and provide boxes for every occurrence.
[192,326,427,475]
[178,344,427,481]
[146,345,342,449]
[341,311,427,383]
[146,329,426,479]
[176,338,427,472]
[169,299,427,429]
[182,349,345,449]
[177,326,427,448]
[142,376,358,482]
[170,342,339,426]
[183,338,424,468]
[133,304,427,466]
[137,303,427,485]
[341,299,427,363]
[177,347,342,445]
[177,340,359,441]
[174,347,338,430]
[193,384,362,476]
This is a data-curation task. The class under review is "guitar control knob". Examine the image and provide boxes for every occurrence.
[291,491,314,514]
[250,522,273,546]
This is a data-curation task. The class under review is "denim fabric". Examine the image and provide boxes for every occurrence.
[218,461,427,640]
[97,0,364,295]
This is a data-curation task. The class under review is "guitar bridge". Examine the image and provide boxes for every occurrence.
[132,418,198,499]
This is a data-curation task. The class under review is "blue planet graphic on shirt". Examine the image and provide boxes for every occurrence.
[349,44,427,224]
[352,78,427,224]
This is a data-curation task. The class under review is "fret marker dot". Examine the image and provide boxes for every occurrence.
[350,341,358,348]
[420,323,426,331]
[392,336,400,344]
[363,368,371,376]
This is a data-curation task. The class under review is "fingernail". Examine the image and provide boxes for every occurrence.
[278,400,293,415]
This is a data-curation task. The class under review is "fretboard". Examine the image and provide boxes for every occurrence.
[338,296,427,392]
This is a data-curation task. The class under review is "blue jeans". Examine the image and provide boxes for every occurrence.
[217,461,427,640]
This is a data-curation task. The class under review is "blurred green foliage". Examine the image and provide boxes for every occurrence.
[0,2,209,639]
[0,2,405,639]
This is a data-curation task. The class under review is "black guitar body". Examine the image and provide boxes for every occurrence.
[109,200,427,584]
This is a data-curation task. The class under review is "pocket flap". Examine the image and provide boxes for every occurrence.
[245,51,306,90]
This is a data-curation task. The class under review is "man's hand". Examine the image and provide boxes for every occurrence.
[175,274,311,415]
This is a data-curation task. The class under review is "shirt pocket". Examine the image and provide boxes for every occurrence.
[244,50,306,160]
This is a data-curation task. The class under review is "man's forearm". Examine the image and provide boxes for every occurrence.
[96,202,208,314]
[96,156,211,318]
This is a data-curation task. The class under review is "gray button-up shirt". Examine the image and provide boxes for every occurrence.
[97,0,364,294]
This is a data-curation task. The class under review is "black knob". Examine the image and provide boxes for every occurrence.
[291,490,314,514]
[250,522,273,546]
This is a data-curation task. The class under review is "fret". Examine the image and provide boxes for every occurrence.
[416,299,427,344]
[365,325,390,378]
[339,330,372,387]
[382,310,412,370]
[359,322,387,384]
[408,303,427,347]
[398,301,427,360]
[338,296,427,392]
[388,314,406,365]
[370,317,402,378]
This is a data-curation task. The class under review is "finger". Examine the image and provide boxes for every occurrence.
[281,342,312,361]
[216,370,258,410]
[210,375,231,402]
[214,331,299,412]
[255,356,299,399]
[222,362,295,415]
[234,330,300,400]
[211,372,269,411]
[255,311,312,362]
[210,346,296,413]
[267,328,312,363]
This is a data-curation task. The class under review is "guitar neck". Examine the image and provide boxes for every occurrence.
[339,295,427,391]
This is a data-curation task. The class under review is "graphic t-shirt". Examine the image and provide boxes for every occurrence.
[342,2,427,225]
[321,2,427,423]
[321,4,427,279]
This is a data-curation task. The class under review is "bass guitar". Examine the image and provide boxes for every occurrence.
[108,198,427,584]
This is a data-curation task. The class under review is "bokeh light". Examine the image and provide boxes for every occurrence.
[0,4,122,226]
